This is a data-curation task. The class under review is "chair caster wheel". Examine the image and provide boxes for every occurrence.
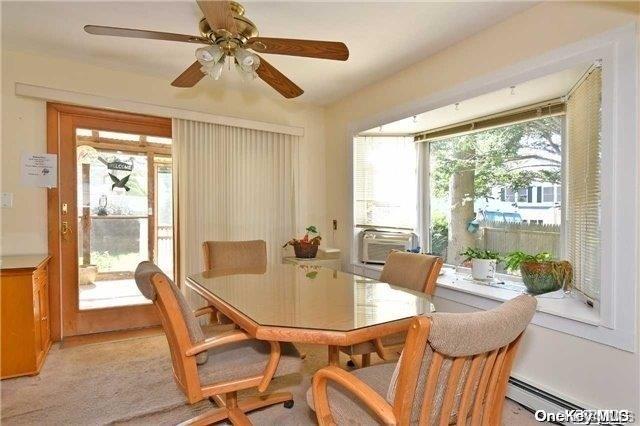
[284,400,294,409]
[347,360,355,367]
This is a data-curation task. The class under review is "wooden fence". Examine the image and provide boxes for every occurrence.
[476,220,561,257]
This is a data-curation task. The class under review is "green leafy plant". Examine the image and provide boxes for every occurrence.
[459,247,501,262]
[504,251,552,271]
[283,225,322,248]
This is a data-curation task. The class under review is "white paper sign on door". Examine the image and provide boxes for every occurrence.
[21,153,57,188]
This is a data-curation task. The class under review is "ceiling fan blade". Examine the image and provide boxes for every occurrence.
[197,1,237,34]
[171,61,206,87]
[248,37,349,61]
[255,55,303,99]
[84,25,210,44]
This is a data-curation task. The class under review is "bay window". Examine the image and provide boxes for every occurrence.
[354,67,603,304]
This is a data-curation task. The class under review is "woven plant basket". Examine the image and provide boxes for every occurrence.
[293,241,319,259]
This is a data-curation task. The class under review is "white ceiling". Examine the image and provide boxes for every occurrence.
[1,1,537,105]
[360,64,590,135]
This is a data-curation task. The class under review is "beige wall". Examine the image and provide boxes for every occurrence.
[324,1,639,412]
[1,49,327,256]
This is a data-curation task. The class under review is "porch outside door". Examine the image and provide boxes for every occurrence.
[47,103,173,337]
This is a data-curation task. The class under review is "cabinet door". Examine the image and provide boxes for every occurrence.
[33,286,43,363]
[40,279,50,350]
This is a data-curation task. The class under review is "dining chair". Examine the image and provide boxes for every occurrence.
[341,251,443,367]
[202,239,268,325]
[134,261,301,425]
[309,294,537,425]
[202,239,267,270]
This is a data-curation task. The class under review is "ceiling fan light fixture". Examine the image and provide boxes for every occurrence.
[234,47,260,72]
[195,45,223,64]
[201,57,225,80]
[235,62,256,82]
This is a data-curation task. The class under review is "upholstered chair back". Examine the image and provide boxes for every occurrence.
[134,261,207,401]
[389,294,537,425]
[380,251,443,295]
[202,240,267,270]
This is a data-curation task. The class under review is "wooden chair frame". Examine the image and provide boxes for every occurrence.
[349,257,444,367]
[315,315,524,426]
[150,273,292,425]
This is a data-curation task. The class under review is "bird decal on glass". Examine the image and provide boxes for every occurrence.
[109,173,131,191]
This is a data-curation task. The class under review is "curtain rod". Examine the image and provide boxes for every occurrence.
[414,98,565,142]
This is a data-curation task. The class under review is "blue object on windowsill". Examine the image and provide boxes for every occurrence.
[407,246,421,253]
[467,219,480,233]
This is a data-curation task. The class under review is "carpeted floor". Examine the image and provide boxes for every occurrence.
[1,329,544,425]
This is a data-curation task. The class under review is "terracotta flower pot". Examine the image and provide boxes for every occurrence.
[520,260,572,295]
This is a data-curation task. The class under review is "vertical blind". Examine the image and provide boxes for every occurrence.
[172,118,299,306]
[353,136,417,229]
[565,67,602,300]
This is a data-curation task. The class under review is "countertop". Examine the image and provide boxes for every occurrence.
[0,255,51,271]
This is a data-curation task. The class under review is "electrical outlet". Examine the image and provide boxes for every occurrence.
[1,192,13,208]
[332,219,338,230]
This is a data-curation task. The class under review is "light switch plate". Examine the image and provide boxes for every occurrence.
[1,192,13,208]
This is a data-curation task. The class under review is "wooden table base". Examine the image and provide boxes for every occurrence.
[328,345,340,366]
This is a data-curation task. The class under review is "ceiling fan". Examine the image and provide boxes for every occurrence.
[84,1,349,99]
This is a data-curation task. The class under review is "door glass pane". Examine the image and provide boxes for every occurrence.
[155,160,173,279]
[77,140,153,309]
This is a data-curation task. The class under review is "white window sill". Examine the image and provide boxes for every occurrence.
[435,267,600,326]
[351,261,632,351]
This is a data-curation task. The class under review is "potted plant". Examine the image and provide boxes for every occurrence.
[504,251,573,295]
[460,247,501,281]
[283,226,322,259]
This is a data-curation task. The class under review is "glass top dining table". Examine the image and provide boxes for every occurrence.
[186,264,434,360]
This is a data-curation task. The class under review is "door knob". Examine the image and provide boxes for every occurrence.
[61,221,71,240]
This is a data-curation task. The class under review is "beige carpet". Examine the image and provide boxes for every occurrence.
[1,330,544,425]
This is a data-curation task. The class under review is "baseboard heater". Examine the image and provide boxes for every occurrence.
[507,378,595,426]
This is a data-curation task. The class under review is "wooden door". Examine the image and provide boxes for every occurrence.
[47,104,172,337]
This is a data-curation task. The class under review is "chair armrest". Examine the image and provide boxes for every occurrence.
[185,330,252,356]
[312,366,396,426]
[193,305,215,317]
[257,341,281,392]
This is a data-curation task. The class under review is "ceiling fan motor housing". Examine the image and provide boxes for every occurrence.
[198,1,258,45]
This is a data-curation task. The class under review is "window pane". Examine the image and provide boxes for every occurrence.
[98,131,140,142]
[354,136,416,228]
[147,136,172,145]
[155,162,173,279]
[504,189,515,202]
[542,186,554,202]
[517,188,528,202]
[428,116,562,267]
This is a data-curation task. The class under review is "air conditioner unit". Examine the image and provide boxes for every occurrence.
[360,229,417,264]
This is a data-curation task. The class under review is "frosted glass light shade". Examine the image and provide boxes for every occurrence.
[196,45,223,64]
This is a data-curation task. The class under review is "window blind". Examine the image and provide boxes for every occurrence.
[353,136,417,229]
[565,67,601,300]
[172,118,299,308]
